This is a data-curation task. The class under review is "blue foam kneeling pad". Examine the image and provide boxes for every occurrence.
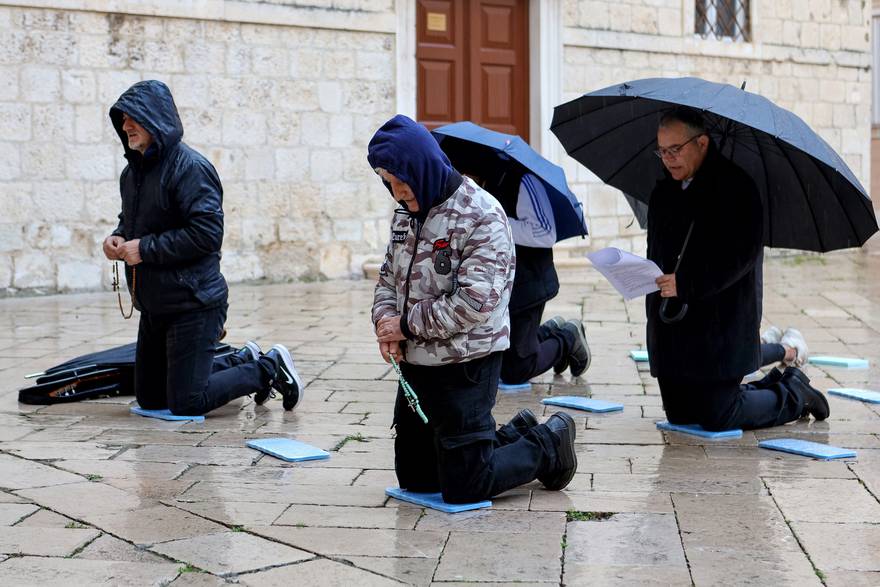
[656,421,742,439]
[246,438,330,462]
[758,438,856,460]
[542,396,624,413]
[130,406,205,422]
[828,388,880,404]
[808,356,869,369]
[385,487,491,513]
[498,381,532,392]
[630,349,649,362]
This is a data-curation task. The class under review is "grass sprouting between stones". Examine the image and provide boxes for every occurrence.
[566,510,614,522]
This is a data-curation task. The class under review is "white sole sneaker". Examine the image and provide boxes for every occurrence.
[270,344,304,409]
[760,326,783,345]
[779,328,808,367]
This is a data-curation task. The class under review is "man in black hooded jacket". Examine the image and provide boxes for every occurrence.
[646,107,829,431]
[103,80,302,415]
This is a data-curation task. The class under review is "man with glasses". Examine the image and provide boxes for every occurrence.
[645,107,829,431]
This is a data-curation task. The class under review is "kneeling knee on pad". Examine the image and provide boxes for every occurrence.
[169,401,205,417]
[699,414,735,432]
[441,484,489,504]
[437,429,496,503]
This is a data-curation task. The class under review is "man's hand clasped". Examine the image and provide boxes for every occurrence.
[103,236,142,266]
[377,315,406,364]
[656,273,677,298]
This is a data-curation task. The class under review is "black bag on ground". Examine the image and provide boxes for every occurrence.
[18,343,233,404]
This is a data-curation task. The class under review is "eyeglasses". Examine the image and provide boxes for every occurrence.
[653,134,703,160]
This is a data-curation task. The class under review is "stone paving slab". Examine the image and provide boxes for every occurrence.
[250,525,448,558]
[238,558,402,586]
[792,522,880,572]
[0,526,101,556]
[0,556,180,585]
[89,505,227,546]
[0,255,878,584]
[0,502,39,525]
[149,531,313,577]
[434,531,562,583]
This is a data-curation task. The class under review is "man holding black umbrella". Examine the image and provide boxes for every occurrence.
[647,107,829,431]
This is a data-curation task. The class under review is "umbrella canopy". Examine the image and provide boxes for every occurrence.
[432,121,588,242]
[20,343,234,404]
[551,77,878,252]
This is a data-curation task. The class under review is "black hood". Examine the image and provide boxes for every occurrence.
[109,80,183,158]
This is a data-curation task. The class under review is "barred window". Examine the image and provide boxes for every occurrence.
[695,0,751,42]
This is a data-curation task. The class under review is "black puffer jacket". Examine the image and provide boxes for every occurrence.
[110,80,227,315]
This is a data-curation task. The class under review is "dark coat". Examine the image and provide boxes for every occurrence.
[509,245,559,314]
[110,80,227,315]
[645,146,763,381]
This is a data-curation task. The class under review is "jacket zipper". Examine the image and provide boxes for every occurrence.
[401,217,423,318]
[130,165,145,309]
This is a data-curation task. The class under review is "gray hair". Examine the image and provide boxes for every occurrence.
[659,107,708,136]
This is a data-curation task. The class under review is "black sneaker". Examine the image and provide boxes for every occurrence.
[538,412,578,491]
[784,367,829,421]
[236,341,262,363]
[264,344,304,411]
[507,408,539,436]
[562,320,591,378]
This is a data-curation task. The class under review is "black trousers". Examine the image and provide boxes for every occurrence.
[500,303,572,384]
[135,306,273,416]
[760,343,785,366]
[394,352,558,503]
[658,368,806,431]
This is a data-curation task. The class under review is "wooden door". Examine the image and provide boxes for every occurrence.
[416,0,529,141]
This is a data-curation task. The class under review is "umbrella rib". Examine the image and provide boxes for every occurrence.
[806,151,870,247]
[555,101,668,156]
[748,125,773,246]
[773,134,826,251]
[604,134,660,187]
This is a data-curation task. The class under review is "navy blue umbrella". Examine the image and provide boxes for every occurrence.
[551,77,878,252]
[432,121,588,242]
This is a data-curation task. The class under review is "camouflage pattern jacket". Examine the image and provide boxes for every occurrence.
[372,177,515,366]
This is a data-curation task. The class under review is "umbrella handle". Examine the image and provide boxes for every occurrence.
[659,297,688,324]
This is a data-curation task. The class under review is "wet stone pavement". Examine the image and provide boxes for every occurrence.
[0,251,878,586]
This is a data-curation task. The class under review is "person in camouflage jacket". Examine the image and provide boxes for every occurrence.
[368,115,578,503]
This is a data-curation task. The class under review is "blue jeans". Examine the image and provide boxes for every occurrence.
[135,306,273,415]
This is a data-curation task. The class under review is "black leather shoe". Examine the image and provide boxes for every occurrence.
[538,412,577,491]
[784,367,829,421]
[507,408,539,436]
[563,320,591,378]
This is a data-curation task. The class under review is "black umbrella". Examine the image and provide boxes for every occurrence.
[551,77,879,252]
[19,343,233,404]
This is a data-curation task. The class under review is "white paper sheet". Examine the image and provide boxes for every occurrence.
[586,247,664,300]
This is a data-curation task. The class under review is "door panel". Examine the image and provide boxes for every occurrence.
[416,0,529,140]
[416,0,466,127]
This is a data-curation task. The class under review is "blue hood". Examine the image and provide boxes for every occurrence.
[109,80,184,158]
[367,115,458,219]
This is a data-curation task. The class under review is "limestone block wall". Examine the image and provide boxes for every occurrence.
[0,1,397,293]
[561,0,873,255]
